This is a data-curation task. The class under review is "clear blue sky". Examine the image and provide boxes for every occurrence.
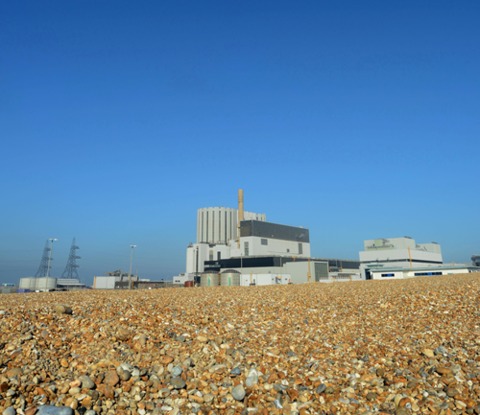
[1,1,479,285]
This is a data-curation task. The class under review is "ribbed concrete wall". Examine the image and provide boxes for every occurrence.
[196,208,266,244]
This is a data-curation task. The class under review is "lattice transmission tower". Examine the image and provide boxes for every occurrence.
[34,240,51,277]
[62,238,81,279]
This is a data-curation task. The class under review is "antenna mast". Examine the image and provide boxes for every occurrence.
[35,240,51,277]
[62,238,81,279]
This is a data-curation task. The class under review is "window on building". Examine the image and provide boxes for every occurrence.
[244,241,249,256]
[217,251,221,260]
[209,250,213,261]
[261,238,268,245]
[414,271,442,276]
[381,273,395,277]
[298,243,303,255]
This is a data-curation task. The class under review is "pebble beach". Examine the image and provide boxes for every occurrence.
[1,273,480,415]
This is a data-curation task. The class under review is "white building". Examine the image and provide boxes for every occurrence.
[369,264,476,280]
[186,218,312,277]
[176,189,359,285]
[359,237,443,279]
[93,273,138,289]
[186,197,269,276]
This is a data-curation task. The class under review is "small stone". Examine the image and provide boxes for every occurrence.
[230,367,241,376]
[316,384,327,394]
[232,384,246,401]
[245,368,259,387]
[3,407,16,415]
[170,377,186,389]
[160,356,174,365]
[455,400,467,410]
[436,366,452,376]
[446,388,458,397]
[103,370,119,386]
[273,399,283,409]
[376,368,385,377]
[158,388,170,398]
[55,305,73,315]
[96,384,114,399]
[78,375,95,389]
[116,328,131,341]
[203,393,214,404]
[116,368,131,381]
[366,392,377,401]
[423,349,435,358]
[171,366,183,377]
[37,406,74,415]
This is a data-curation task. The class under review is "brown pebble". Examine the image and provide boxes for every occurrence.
[103,370,120,386]
[97,383,115,399]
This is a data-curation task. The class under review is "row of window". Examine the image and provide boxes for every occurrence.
[413,271,442,276]
[381,271,444,277]
[206,240,307,261]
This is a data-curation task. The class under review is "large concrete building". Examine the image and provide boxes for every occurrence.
[176,190,360,285]
[359,237,443,279]
[93,270,138,289]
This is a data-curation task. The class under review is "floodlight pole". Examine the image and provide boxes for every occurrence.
[128,244,137,289]
[46,238,58,291]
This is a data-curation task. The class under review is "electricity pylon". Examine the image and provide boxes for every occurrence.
[61,238,80,279]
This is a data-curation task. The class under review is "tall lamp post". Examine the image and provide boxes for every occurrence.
[46,237,58,291]
[128,244,137,289]
[195,246,199,285]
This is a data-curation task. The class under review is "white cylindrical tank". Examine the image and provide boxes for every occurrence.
[200,272,220,287]
[220,269,241,286]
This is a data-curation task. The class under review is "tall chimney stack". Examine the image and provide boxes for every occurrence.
[237,189,244,247]
[238,189,244,222]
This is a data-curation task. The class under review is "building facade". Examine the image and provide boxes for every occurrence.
[359,237,443,279]
[369,264,476,280]
[177,190,360,285]
[196,207,266,245]
[186,218,311,276]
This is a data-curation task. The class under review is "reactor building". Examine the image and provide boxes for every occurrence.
[174,190,360,286]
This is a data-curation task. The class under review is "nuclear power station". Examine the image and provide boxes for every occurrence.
[174,189,360,286]
[13,190,479,291]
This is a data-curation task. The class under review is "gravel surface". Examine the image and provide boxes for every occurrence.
[1,273,480,415]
